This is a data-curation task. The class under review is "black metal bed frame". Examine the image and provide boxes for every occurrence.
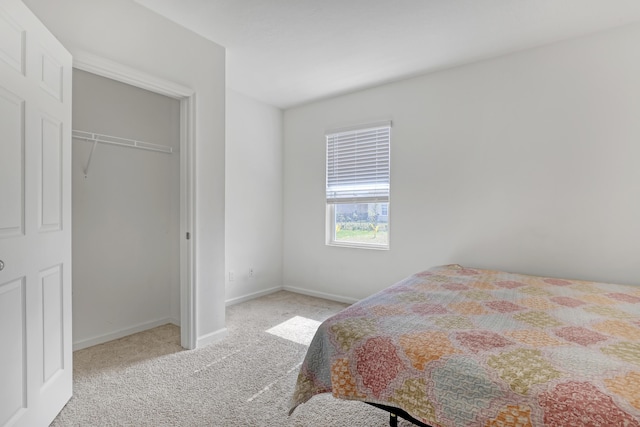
[366,402,433,427]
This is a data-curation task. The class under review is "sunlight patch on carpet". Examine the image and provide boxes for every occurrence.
[266,316,321,345]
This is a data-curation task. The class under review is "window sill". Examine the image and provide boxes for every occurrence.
[326,241,389,251]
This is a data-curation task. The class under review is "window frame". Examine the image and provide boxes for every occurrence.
[325,121,391,250]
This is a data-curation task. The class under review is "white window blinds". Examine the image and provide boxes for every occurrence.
[326,123,391,204]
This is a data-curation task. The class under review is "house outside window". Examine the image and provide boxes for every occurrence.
[325,122,391,249]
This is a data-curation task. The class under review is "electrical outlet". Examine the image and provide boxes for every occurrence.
[249,267,254,278]
[229,271,235,282]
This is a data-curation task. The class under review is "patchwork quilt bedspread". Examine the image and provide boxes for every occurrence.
[290,265,640,426]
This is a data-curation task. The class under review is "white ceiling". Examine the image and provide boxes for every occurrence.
[134,0,640,109]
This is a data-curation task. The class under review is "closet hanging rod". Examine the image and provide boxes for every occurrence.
[72,130,176,154]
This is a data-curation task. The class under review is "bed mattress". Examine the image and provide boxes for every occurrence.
[290,265,640,426]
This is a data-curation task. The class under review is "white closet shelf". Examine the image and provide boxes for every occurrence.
[72,130,177,177]
[72,130,176,154]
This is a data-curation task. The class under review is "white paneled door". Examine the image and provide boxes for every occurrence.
[0,1,72,426]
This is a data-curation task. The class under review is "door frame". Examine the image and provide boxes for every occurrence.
[72,51,197,349]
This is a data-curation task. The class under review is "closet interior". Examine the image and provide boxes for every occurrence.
[72,69,181,350]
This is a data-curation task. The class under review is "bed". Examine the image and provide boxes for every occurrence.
[289,265,640,426]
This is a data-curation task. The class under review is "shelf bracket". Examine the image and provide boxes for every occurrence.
[83,136,98,178]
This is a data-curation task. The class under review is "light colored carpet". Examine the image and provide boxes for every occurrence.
[52,291,414,426]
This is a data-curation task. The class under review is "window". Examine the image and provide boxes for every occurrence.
[326,122,391,249]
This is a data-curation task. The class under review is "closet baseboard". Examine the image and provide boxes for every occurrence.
[73,317,178,351]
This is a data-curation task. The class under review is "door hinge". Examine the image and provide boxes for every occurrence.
[186,232,191,240]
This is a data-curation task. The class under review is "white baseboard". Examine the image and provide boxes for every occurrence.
[225,286,283,306]
[73,317,178,351]
[197,327,228,348]
[282,286,359,305]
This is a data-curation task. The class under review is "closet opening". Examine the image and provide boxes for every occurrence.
[70,57,196,350]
